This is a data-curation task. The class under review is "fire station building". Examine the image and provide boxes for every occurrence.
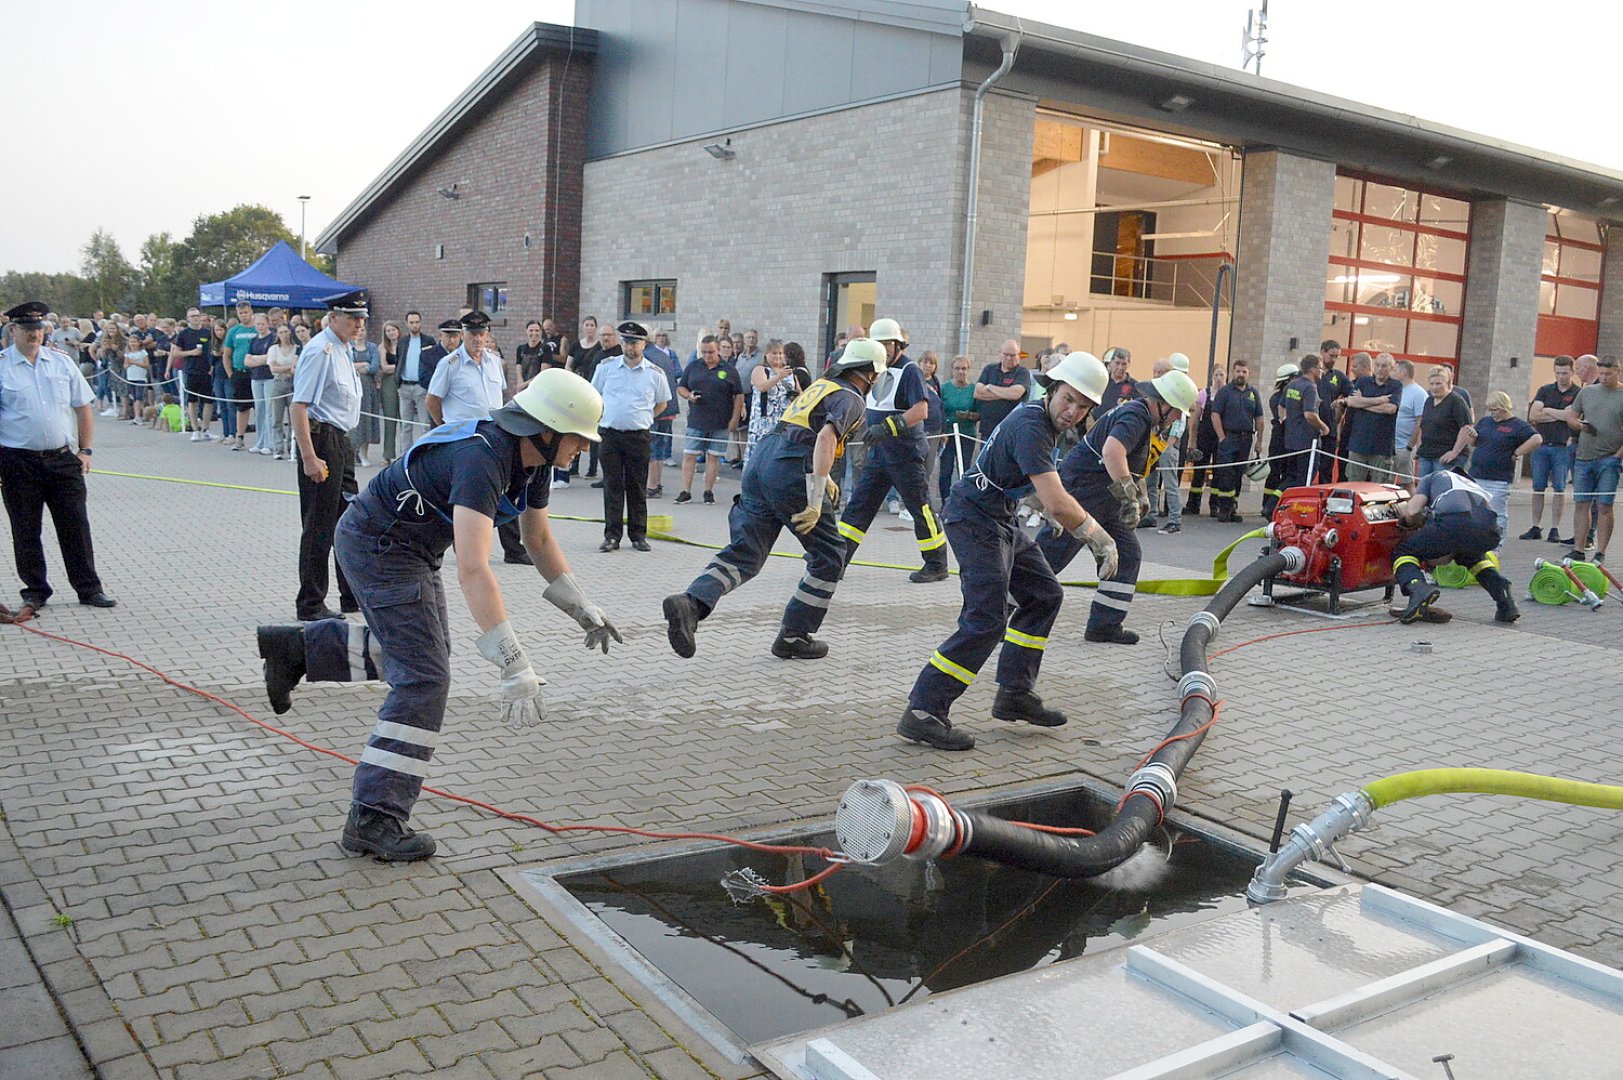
[316,0,1623,406]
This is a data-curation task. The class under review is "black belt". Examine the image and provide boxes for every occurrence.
[0,445,71,457]
[310,420,350,436]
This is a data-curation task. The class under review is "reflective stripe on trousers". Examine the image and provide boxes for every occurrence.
[1035,483,1143,631]
[837,437,947,567]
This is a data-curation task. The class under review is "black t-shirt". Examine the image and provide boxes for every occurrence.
[1212,383,1263,446]
[1318,368,1352,426]
[366,421,550,553]
[1344,375,1404,456]
[952,401,1059,525]
[680,359,742,430]
[1418,390,1473,460]
[570,340,604,384]
[1532,381,1579,447]
[973,362,1033,435]
[515,342,547,381]
[1062,399,1152,491]
[1099,377,1139,412]
[1282,375,1320,451]
[175,327,211,376]
[775,375,867,457]
[248,332,275,381]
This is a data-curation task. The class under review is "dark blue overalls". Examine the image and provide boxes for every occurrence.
[909,402,1065,718]
[836,356,948,574]
[1036,399,1151,633]
[680,377,866,638]
[299,419,539,822]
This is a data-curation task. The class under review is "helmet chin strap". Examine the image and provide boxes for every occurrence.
[528,430,559,466]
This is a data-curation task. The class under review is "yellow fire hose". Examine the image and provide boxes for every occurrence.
[1362,768,1623,812]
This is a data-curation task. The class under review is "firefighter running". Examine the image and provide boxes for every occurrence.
[662,339,884,660]
[899,351,1118,751]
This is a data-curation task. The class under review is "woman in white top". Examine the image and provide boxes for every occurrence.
[123,339,150,423]
[266,324,300,460]
[746,339,798,464]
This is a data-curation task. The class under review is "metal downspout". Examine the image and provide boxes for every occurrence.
[957,25,1021,357]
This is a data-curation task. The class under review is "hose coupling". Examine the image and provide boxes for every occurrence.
[1278,546,1307,574]
[1125,762,1178,819]
[1263,520,1276,539]
[1247,790,1375,904]
[1186,610,1221,642]
[1178,669,1217,704]
[833,779,963,866]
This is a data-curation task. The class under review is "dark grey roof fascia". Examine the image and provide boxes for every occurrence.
[314,22,597,254]
[965,5,1623,211]
[738,0,968,35]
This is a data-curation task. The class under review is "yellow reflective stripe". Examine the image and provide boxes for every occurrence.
[1470,555,1498,575]
[837,520,866,542]
[1003,628,1047,650]
[1393,555,1423,571]
[929,651,976,685]
[917,504,946,550]
[919,533,947,552]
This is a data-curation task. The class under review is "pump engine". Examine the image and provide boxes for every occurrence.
[1263,482,1409,612]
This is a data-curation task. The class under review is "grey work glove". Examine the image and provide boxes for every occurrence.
[1108,478,1138,526]
[543,572,624,654]
[475,620,545,728]
[790,473,839,535]
[1070,514,1120,580]
[1133,477,1152,522]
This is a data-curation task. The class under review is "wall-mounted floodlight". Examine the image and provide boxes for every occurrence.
[1158,94,1194,113]
[703,140,736,161]
[437,184,461,200]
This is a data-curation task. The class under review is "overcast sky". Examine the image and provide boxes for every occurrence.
[9,0,1621,274]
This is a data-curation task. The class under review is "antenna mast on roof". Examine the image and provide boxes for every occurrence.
[1241,0,1268,75]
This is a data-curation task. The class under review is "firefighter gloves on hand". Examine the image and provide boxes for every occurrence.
[543,572,624,654]
[1134,477,1152,522]
[790,473,835,535]
[1070,514,1120,579]
[476,620,546,728]
[1108,478,1138,525]
[863,414,909,444]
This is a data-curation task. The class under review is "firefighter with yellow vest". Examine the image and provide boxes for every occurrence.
[663,340,885,660]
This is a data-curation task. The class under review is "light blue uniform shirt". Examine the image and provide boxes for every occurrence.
[401,335,423,383]
[592,356,671,431]
[1395,381,1429,453]
[426,344,506,422]
[0,345,95,450]
[292,327,362,430]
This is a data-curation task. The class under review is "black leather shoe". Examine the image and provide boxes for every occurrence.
[598,539,619,552]
[1084,625,1140,645]
[298,607,343,622]
[590,480,605,489]
[257,625,305,715]
[340,599,361,613]
[771,633,828,659]
[503,551,534,566]
[631,539,651,552]
[896,708,975,750]
[1398,584,1441,624]
[991,686,1068,727]
[79,592,118,608]
[909,565,949,583]
[340,805,436,862]
[662,593,699,658]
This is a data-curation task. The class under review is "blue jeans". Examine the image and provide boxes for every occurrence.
[1418,456,1444,479]
[1530,443,1574,492]
[651,417,675,463]
[1574,455,1622,506]
[214,372,237,437]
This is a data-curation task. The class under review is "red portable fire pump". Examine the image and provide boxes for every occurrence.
[1262,482,1410,613]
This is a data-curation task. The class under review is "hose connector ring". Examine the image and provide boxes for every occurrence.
[1278,546,1307,574]
[1126,762,1178,818]
[1186,611,1220,642]
[1178,669,1217,703]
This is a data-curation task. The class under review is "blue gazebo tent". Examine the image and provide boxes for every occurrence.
[199,241,360,309]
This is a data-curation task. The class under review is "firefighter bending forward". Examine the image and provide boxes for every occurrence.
[1393,468,1520,625]
[900,352,1119,751]
[255,370,623,861]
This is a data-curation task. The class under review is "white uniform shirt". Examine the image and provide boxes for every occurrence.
[0,345,95,450]
[592,357,671,431]
[292,327,362,430]
[427,345,506,422]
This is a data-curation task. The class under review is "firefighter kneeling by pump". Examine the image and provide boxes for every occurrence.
[1393,467,1520,625]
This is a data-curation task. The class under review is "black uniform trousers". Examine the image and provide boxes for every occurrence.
[1212,436,1252,516]
[1186,431,1219,508]
[0,446,104,606]
[1260,428,1289,518]
[295,421,358,618]
[600,427,653,543]
[1313,428,1340,484]
[1276,443,1314,500]
[1035,483,1142,632]
[836,437,947,572]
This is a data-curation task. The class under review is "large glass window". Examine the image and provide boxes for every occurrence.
[622,279,678,319]
[1323,172,1469,368]
[468,282,509,323]
[1537,211,1602,356]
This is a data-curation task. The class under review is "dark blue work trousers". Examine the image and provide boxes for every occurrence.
[837,436,947,571]
[683,434,845,638]
[909,509,1062,719]
[299,498,454,822]
[1035,482,1142,632]
[1212,436,1252,515]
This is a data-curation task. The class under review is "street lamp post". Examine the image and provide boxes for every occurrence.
[298,195,311,259]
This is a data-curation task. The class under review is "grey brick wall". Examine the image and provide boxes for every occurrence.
[1595,227,1623,362]
[962,90,1037,364]
[1458,199,1543,408]
[1231,149,1336,375]
[333,53,590,339]
[578,86,994,363]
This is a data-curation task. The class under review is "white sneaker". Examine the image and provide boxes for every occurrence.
[190,432,202,442]
[887,499,902,516]
[99,407,118,417]
[550,478,569,490]
[898,508,914,524]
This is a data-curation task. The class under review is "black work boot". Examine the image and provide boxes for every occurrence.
[1085,625,1140,645]
[340,805,436,862]
[1389,603,1453,623]
[1477,571,1521,624]
[1183,495,1202,517]
[991,686,1068,728]
[662,593,699,658]
[1398,584,1441,624]
[771,632,828,659]
[896,708,975,750]
[256,625,306,715]
[909,561,949,584]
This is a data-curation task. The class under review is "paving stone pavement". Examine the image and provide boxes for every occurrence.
[1,422,1619,1078]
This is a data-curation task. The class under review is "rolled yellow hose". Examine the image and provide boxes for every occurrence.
[1362,768,1623,812]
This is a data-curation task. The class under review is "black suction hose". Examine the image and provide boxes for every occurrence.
[950,551,1291,878]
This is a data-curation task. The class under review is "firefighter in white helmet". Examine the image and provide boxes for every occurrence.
[254,368,623,862]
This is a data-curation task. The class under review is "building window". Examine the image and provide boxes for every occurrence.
[1537,210,1602,357]
[623,280,677,319]
[1324,171,1470,370]
[468,283,509,323]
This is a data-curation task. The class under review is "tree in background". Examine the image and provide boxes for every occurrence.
[134,232,184,316]
[0,271,93,316]
[80,229,139,313]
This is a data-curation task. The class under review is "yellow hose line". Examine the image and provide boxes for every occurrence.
[1362,768,1623,812]
[95,469,300,496]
